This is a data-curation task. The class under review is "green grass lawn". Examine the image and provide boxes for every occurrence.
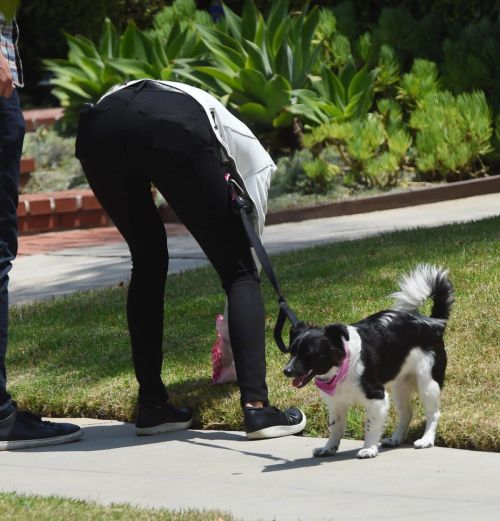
[0,493,236,521]
[8,217,500,451]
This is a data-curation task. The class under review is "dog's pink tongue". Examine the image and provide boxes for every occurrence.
[292,376,303,388]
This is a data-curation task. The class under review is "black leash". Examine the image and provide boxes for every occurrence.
[227,177,299,353]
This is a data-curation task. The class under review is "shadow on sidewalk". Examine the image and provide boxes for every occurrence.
[13,422,385,470]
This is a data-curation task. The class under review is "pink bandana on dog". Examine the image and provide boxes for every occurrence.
[315,341,350,395]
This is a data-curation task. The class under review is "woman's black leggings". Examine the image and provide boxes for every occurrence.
[76,82,268,407]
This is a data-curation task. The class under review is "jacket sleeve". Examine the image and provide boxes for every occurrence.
[226,128,276,238]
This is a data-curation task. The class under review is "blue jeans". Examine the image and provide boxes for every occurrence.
[0,91,25,412]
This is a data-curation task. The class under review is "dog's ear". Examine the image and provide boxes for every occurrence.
[289,320,309,343]
[324,323,349,343]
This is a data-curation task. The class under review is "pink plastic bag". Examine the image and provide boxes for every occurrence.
[211,314,237,384]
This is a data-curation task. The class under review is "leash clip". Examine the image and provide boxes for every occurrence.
[227,176,253,215]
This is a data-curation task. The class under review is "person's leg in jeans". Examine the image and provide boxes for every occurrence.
[0,91,24,417]
[0,92,82,450]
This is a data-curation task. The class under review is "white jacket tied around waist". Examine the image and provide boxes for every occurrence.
[99,80,277,237]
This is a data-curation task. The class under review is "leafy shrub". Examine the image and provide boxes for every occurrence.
[304,110,411,188]
[271,147,341,196]
[22,128,86,193]
[375,44,400,93]
[397,59,440,107]
[316,8,351,70]
[304,112,411,188]
[271,148,313,197]
[409,91,493,180]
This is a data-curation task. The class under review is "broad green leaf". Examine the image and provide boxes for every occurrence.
[98,19,119,59]
[165,25,189,61]
[272,110,295,127]
[344,91,364,116]
[254,15,265,49]
[347,67,371,99]
[195,25,245,61]
[243,39,271,77]
[120,22,148,61]
[239,68,268,104]
[263,74,291,112]
[64,33,101,61]
[50,79,93,100]
[222,2,242,40]
[160,66,173,80]
[324,68,346,106]
[195,66,240,91]
[72,56,103,83]
[302,6,320,46]
[107,59,154,78]
[267,0,288,43]
[239,102,273,124]
[152,36,169,67]
[270,20,289,57]
[287,103,323,125]
[241,0,259,41]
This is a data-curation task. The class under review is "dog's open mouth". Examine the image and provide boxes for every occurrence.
[292,370,315,388]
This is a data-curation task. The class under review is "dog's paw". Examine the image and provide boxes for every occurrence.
[356,446,378,459]
[381,437,400,448]
[414,438,434,449]
[313,446,338,458]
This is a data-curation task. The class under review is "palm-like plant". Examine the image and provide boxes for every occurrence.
[44,18,200,126]
[290,60,377,126]
[189,0,322,129]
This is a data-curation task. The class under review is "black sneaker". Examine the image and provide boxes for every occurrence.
[244,406,306,440]
[0,408,83,451]
[135,401,193,435]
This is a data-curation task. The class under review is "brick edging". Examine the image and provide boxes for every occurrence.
[17,176,499,234]
[23,107,64,132]
[265,175,500,225]
[18,190,109,235]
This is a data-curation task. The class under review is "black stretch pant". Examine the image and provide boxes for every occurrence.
[76,82,268,407]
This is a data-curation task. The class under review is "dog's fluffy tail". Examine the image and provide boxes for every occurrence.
[391,264,454,321]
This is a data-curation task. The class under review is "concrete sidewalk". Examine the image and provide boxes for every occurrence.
[3,193,499,520]
[10,192,500,304]
[0,419,499,521]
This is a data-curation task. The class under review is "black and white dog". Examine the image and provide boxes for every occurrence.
[283,265,454,459]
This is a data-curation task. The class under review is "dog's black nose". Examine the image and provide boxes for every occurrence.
[283,367,293,377]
